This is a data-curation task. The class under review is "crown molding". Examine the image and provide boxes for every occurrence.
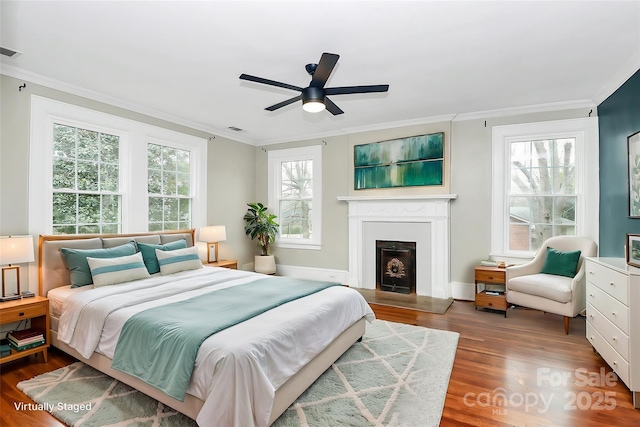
[258,113,456,146]
[0,65,257,146]
[452,99,596,122]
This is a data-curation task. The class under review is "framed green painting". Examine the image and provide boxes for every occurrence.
[354,132,444,190]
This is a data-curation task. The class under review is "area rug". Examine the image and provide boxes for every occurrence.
[17,320,459,427]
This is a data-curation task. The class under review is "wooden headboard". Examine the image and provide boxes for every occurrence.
[38,229,195,297]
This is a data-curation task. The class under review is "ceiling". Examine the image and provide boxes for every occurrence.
[1,1,639,146]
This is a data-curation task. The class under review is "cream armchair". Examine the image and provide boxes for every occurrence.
[505,236,597,334]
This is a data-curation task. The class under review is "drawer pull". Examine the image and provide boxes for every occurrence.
[589,270,594,275]
[613,361,618,365]
[612,312,616,316]
[488,276,494,280]
[19,312,25,317]
[589,314,594,319]
[589,294,594,297]
[612,337,617,341]
[610,282,615,286]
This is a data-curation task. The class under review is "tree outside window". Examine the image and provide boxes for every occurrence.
[51,123,121,234]
[509,138,576,252]
[279,160,313,239]
[147,143,192,231]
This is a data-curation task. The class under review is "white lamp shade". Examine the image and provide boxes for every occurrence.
[0,235,35,265]
[199,226,227,243]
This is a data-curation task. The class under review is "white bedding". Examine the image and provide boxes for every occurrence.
[56,267,375,427]
[47,285,77,318]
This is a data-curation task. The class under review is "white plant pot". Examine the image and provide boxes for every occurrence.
[254,255,276,275]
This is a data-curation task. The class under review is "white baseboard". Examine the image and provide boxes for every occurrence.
[451,281,475,301]
[275,264,349,283]
[273,265,476,301]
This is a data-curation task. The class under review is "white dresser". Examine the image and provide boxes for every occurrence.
[585,257,640,408]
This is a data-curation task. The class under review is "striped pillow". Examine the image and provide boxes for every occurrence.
[155,246,203,275]
[87,252,151,287]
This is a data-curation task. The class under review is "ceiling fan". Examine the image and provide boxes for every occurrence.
[239,52,389,115]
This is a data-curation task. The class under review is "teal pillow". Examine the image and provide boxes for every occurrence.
[61,242,137,288]
[540,247,581,278]
[137,239,187,274]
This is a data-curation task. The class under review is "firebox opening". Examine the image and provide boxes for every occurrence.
[376,240,416,294]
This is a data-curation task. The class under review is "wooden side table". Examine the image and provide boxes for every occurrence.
[207,259,238,269]
[474,266,508,317]
[0,296,50,364]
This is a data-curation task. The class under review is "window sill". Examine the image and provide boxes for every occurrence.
[273,242,322,251]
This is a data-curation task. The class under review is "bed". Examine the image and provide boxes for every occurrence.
[39,229,374,426]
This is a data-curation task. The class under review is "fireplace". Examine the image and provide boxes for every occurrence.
[338,194,456,298]
[376,240,416,294]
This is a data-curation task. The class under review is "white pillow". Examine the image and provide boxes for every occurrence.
[155,246,203,275]
[87,252,151,287]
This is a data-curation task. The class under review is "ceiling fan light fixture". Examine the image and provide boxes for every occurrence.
[302,99,326,113]
[302,86,326,113]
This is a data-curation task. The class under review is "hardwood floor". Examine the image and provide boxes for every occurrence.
[1,300,639,426]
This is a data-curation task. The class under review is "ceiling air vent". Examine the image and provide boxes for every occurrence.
[0,47,22,58]
[227,126,244,132]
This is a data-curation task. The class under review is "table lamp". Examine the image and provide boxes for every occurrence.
[0,235,35,299]
[199,226,227,263]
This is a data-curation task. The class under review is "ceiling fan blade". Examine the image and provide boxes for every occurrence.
[324,97,344,115]
[265,95,303,111]
[325,84,389,95]
[239,74,303,92]
[310,53,339,88]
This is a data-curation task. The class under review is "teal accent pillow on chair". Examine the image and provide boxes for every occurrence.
[540,247,582,278]
[137,239,187,274]
[61,242,137,288]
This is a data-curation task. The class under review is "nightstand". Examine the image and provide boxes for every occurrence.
[207,260,238,269]
[474,266,508,317]
[0,296,50,364]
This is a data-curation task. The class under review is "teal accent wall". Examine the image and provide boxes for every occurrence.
[598,69,640,256]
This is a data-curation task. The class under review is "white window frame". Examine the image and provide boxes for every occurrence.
[268,145,322,250]
[29,95,207,236]
[491,117,599,259]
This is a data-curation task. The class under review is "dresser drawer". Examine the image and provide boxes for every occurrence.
[475,291,508,310]
[587,323,630,388]
[586,302,629,360]
[0,301,47,323]
[475,269,505,284]
[585,260,629,305]
[586,282,629,334]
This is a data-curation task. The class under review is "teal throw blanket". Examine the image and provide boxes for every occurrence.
[111,277,341,401]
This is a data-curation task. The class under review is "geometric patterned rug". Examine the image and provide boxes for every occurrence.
[17,320,459,427]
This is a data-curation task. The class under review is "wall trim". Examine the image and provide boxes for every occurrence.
[452,99,596,122]
[1,65,255,146]
[275,264,349,283]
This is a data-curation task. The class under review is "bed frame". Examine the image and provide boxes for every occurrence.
[39,230,366,424]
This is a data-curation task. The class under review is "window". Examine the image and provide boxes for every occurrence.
[491,118,598,258]
[268,146,322,249]
[147,143,192,231]
[52,123,122,234]
[29,96,207,236]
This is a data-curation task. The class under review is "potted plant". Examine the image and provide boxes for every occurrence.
[243,202,279,274]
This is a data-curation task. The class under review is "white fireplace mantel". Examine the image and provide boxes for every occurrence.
[338,194,457,299]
